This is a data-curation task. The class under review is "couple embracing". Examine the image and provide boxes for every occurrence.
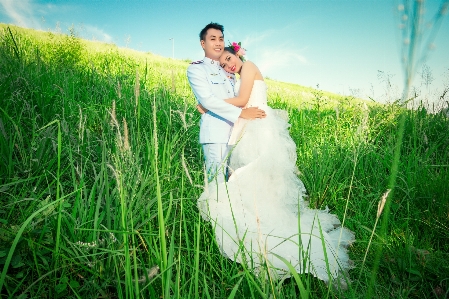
[187,22,355,286]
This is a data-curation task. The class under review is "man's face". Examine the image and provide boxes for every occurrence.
[201,28,224,60]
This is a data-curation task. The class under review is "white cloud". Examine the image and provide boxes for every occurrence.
[242,29,276,49]
[256,46,308,75]
[79,24,113,43]
[237,28,308,77]
[0,0,114,43]
[0,0,42,29]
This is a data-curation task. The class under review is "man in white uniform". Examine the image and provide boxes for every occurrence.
[187,23,265,183]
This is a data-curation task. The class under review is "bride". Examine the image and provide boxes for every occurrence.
[197,44,355,286]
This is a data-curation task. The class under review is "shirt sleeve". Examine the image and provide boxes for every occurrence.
[187,65,241,124]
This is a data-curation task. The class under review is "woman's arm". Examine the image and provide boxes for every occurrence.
[224,61,259,107]
[187,64,241,122]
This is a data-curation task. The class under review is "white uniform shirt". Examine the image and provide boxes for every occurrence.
[187,57,241,144]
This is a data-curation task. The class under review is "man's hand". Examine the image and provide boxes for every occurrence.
[239,107,266,119]
[196,104,209,114]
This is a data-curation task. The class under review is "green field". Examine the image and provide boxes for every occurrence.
[0,23,448,298]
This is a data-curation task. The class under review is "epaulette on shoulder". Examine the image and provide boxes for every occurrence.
[190,60,203,65]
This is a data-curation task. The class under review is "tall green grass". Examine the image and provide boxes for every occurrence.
[1,10,448,298]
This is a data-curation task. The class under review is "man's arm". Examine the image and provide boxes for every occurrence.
[187,65,241,123]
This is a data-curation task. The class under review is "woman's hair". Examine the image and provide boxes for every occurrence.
[223,46,244,62]
[223,46,236,55]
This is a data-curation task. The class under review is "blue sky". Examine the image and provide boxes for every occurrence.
[1,0,448,102]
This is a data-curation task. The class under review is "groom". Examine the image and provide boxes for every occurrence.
[187,22,265,183]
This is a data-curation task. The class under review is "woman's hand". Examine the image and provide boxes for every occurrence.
[196,104,209,114]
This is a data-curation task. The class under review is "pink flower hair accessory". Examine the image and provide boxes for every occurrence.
[229,41,246,62]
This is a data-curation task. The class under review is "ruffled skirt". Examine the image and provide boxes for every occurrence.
[198,106,355,285]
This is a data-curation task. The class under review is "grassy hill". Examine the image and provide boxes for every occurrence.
[0,23,360,106]
[0,23,448,299]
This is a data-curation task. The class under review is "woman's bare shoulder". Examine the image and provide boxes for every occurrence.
[241,61,258,74]
[242,61,263,80]
[243,60,257,68]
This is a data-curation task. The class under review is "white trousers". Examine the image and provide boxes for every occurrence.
[202,143,232,183]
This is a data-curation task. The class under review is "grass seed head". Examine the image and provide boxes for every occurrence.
[181,151,193,185]
[377,189,391,218]
[110,100,117,128]
[148,265,160,279]
[136,265,160,283]
[123,117,130,151]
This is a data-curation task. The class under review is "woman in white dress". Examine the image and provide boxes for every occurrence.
[197,44,355,286]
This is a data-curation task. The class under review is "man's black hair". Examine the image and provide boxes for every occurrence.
[199,22,224,41]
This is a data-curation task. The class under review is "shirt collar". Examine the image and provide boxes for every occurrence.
[203,57,235,80]
[203,57,220,68]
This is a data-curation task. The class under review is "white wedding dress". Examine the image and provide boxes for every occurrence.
[198,80,355,285]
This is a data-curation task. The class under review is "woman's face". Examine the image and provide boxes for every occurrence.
[219,51,242,74]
